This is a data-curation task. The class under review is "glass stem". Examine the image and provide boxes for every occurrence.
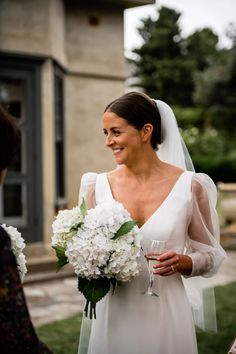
[148,273,154,294]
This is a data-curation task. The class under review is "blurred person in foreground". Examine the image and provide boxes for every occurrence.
[78,92,227,354]
[0,105,52,353]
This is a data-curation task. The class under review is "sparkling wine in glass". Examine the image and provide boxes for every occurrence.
[143,240,166,297]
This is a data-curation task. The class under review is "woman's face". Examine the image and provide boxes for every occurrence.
[103,111,142,165]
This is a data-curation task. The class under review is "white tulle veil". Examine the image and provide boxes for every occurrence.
[155,100,195,171]
[154,99,218,333]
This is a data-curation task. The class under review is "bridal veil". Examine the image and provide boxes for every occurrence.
[155,99,226,332]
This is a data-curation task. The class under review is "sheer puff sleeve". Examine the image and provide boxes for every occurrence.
[183,173,227,332]
[187,173,227,277]
[78,173,97,209]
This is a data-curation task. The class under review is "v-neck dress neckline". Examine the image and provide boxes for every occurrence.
[103,171,188,230]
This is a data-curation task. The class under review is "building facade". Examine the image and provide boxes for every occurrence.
[0,0,154,258]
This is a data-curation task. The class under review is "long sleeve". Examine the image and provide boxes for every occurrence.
[187,173,227,277]
[0,226,52,353]
[182,174,227,332]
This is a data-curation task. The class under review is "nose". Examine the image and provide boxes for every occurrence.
[105,134,114,147]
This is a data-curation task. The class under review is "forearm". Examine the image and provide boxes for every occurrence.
[187,251,214,277]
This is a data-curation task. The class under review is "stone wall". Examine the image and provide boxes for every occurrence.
[0,0,66,64]
[65,75,124,206]
[218,183,236,249]
[65,3,127,77]
[0,0,153,252]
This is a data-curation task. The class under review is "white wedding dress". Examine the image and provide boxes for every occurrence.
[78,170,227,354]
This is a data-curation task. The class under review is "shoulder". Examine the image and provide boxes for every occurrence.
[80,172,107,190]
[161,161,184,176]
[191,173,217,203]
[81,172,98,185]
[191,172,216,191]
[107,168,124,185]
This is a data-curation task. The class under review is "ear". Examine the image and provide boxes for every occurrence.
[141,124,153,143]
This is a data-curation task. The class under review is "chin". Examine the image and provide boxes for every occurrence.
[113,153,124,165]
[114,158,123,165]
[115,158,128,167]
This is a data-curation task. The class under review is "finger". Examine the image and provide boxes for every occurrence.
[145,252,159,258]
[157,251,177,261]
[154,263,179,276]
[153,266,169,275]
[153,255,179,268]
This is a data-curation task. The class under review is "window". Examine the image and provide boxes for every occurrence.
[0,55,43,243]
[54,66,66,211]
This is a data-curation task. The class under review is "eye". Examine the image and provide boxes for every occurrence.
[113,130,121,136]
[103,130,108,136]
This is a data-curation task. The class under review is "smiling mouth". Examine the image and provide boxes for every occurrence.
[112,148,123,154]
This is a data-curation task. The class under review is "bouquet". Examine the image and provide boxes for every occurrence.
[1,224,27,281]
[52,199,141,319]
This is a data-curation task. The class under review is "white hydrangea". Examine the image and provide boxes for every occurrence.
[2,224,27,281]
[65,200,142,282]
[84,201,130,235]
[52,206,83,247]
[104,228,141,282]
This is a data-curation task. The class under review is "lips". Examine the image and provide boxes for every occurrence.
[112,148,123,155]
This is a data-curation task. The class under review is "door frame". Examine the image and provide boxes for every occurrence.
[0,53,43,243]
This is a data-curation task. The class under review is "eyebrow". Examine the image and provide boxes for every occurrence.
[103,127,122,131]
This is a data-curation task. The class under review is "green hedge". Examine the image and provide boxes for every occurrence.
[192,155,236,183]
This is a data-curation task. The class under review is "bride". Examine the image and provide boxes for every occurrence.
[78,92,227,354]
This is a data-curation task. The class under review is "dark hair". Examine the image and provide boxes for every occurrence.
[104,92,162,150]
[0,105,21,171]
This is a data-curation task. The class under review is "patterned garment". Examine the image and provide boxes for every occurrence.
[0,226,53,354]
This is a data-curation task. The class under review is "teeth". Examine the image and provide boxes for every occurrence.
[113,149,121,153]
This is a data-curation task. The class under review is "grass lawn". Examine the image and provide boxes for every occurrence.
[36,314,82,354]
[37,282,236,354]
[197,281,236,354]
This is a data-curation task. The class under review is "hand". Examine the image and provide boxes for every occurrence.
[153,250,192,276]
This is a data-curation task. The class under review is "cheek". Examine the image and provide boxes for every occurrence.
[128,133,142,147]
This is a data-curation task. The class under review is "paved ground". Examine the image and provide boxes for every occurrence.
[24,250,236,327]
[24,277,84,327]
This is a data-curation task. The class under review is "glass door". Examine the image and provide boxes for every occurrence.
[0,58,42,243]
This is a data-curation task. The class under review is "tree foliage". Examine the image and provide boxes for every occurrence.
[183,28,219,71]
[128,7,236,181]
[194,46,236,136]
[130,7,220,106]
[130,7,194,105]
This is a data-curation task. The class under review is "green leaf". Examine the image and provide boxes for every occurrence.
[78,277,111,319]
[80,198,87,217]
[70,222,83,231]
[52,245,69,272]
[78,277,110,303]
[110,278,117,294]
[112,220,138,240]
[56,258,69,272]
[52,245,66,259]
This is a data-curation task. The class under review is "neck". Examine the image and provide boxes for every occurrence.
[121,148,163,180]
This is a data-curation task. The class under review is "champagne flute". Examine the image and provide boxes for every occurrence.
[142,240,166,296]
